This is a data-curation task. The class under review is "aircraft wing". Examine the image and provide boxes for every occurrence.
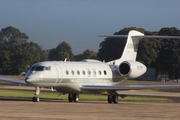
[0,77,27,85]
[81,85,180,92]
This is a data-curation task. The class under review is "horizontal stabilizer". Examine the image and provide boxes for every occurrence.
[98,35,180,39]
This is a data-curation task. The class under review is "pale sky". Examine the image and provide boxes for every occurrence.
[1,0,180,55]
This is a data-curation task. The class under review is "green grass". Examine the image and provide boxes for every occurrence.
[0,89,169,102]
[119,96,169,102]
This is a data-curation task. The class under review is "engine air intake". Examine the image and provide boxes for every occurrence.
[119,62,130,75]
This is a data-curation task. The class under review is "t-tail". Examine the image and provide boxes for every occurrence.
[99,30,180,65]
[109,30,144,65]
[99,30,180,78]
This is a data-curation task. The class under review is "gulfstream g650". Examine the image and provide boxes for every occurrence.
[1,30,180,104]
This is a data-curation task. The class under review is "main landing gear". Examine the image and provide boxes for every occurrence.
[68,93,79,102]
[107,92,119,104]
[32,87,40,102]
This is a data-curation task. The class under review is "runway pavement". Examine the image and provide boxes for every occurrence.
[0,98,180,120]
[0,85,180,120]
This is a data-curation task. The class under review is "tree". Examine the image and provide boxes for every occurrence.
[74,49,97,61]
[49,41,74,61]
[40,49,50,61]
[0,26,28,48]
[0,26,42,74]
[48,48,57,61]
[156,27,180,78]
[4,42,42,74]
[0,50,11,74]
[158,27,180,36]
[137,31,162,67]
[137,38,163,67]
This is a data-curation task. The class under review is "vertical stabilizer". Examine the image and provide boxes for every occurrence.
[121,30,144,61]
[108,30,144,65]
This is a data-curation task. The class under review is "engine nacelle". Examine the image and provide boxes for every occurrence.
[118,60,147,78]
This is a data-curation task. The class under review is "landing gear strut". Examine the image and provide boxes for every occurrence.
[32,87,41,102]
[107,92,118,104]
[68,93,79,102]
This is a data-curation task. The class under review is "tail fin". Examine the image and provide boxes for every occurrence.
[103,30,144,65]
[99,30,180,65]
[119,30,144,61]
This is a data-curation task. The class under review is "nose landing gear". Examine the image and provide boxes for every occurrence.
[32,87,40,102]
[32,96,39,102]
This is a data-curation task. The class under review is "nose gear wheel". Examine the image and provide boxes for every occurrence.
[32,87,40,102]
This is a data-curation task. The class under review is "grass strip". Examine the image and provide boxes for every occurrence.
[0,89,169,102]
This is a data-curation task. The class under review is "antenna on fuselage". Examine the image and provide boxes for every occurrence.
[64,58,67,62]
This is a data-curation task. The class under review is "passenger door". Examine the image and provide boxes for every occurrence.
[54,64,62,86]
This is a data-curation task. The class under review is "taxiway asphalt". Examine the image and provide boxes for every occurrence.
[1,84,179,120]
[0,98,180,120]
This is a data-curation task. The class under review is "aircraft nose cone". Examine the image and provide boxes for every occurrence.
[25,76,38,85]
[25,77,32,84]
[25,74,43,86]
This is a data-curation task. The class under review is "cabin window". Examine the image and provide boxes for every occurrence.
[66,70,69,75]
[77,70,80,75]
[71,70,75,75]
[93,70,96,75]
[104,70,107,75]
[88,70,91,75]
[98,70,102,75]
[82,70,85,75]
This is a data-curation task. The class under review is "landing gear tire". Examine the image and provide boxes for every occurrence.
[73,94,79,102]
[68,93,79,102]
[32,96,39,102]
[107,94,112,104]
[107,93,118,104]
[68,94,73,102]
[112,95,118,104]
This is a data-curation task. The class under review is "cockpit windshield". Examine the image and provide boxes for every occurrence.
[30,66,36,71]
[36,66,45,71]
[30,66,51,71]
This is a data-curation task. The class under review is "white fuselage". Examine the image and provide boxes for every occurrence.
[25,61,125,93]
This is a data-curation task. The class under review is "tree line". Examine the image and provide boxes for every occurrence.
[0,26,180,79]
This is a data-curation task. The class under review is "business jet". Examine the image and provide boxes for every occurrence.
[1,30,180,104]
